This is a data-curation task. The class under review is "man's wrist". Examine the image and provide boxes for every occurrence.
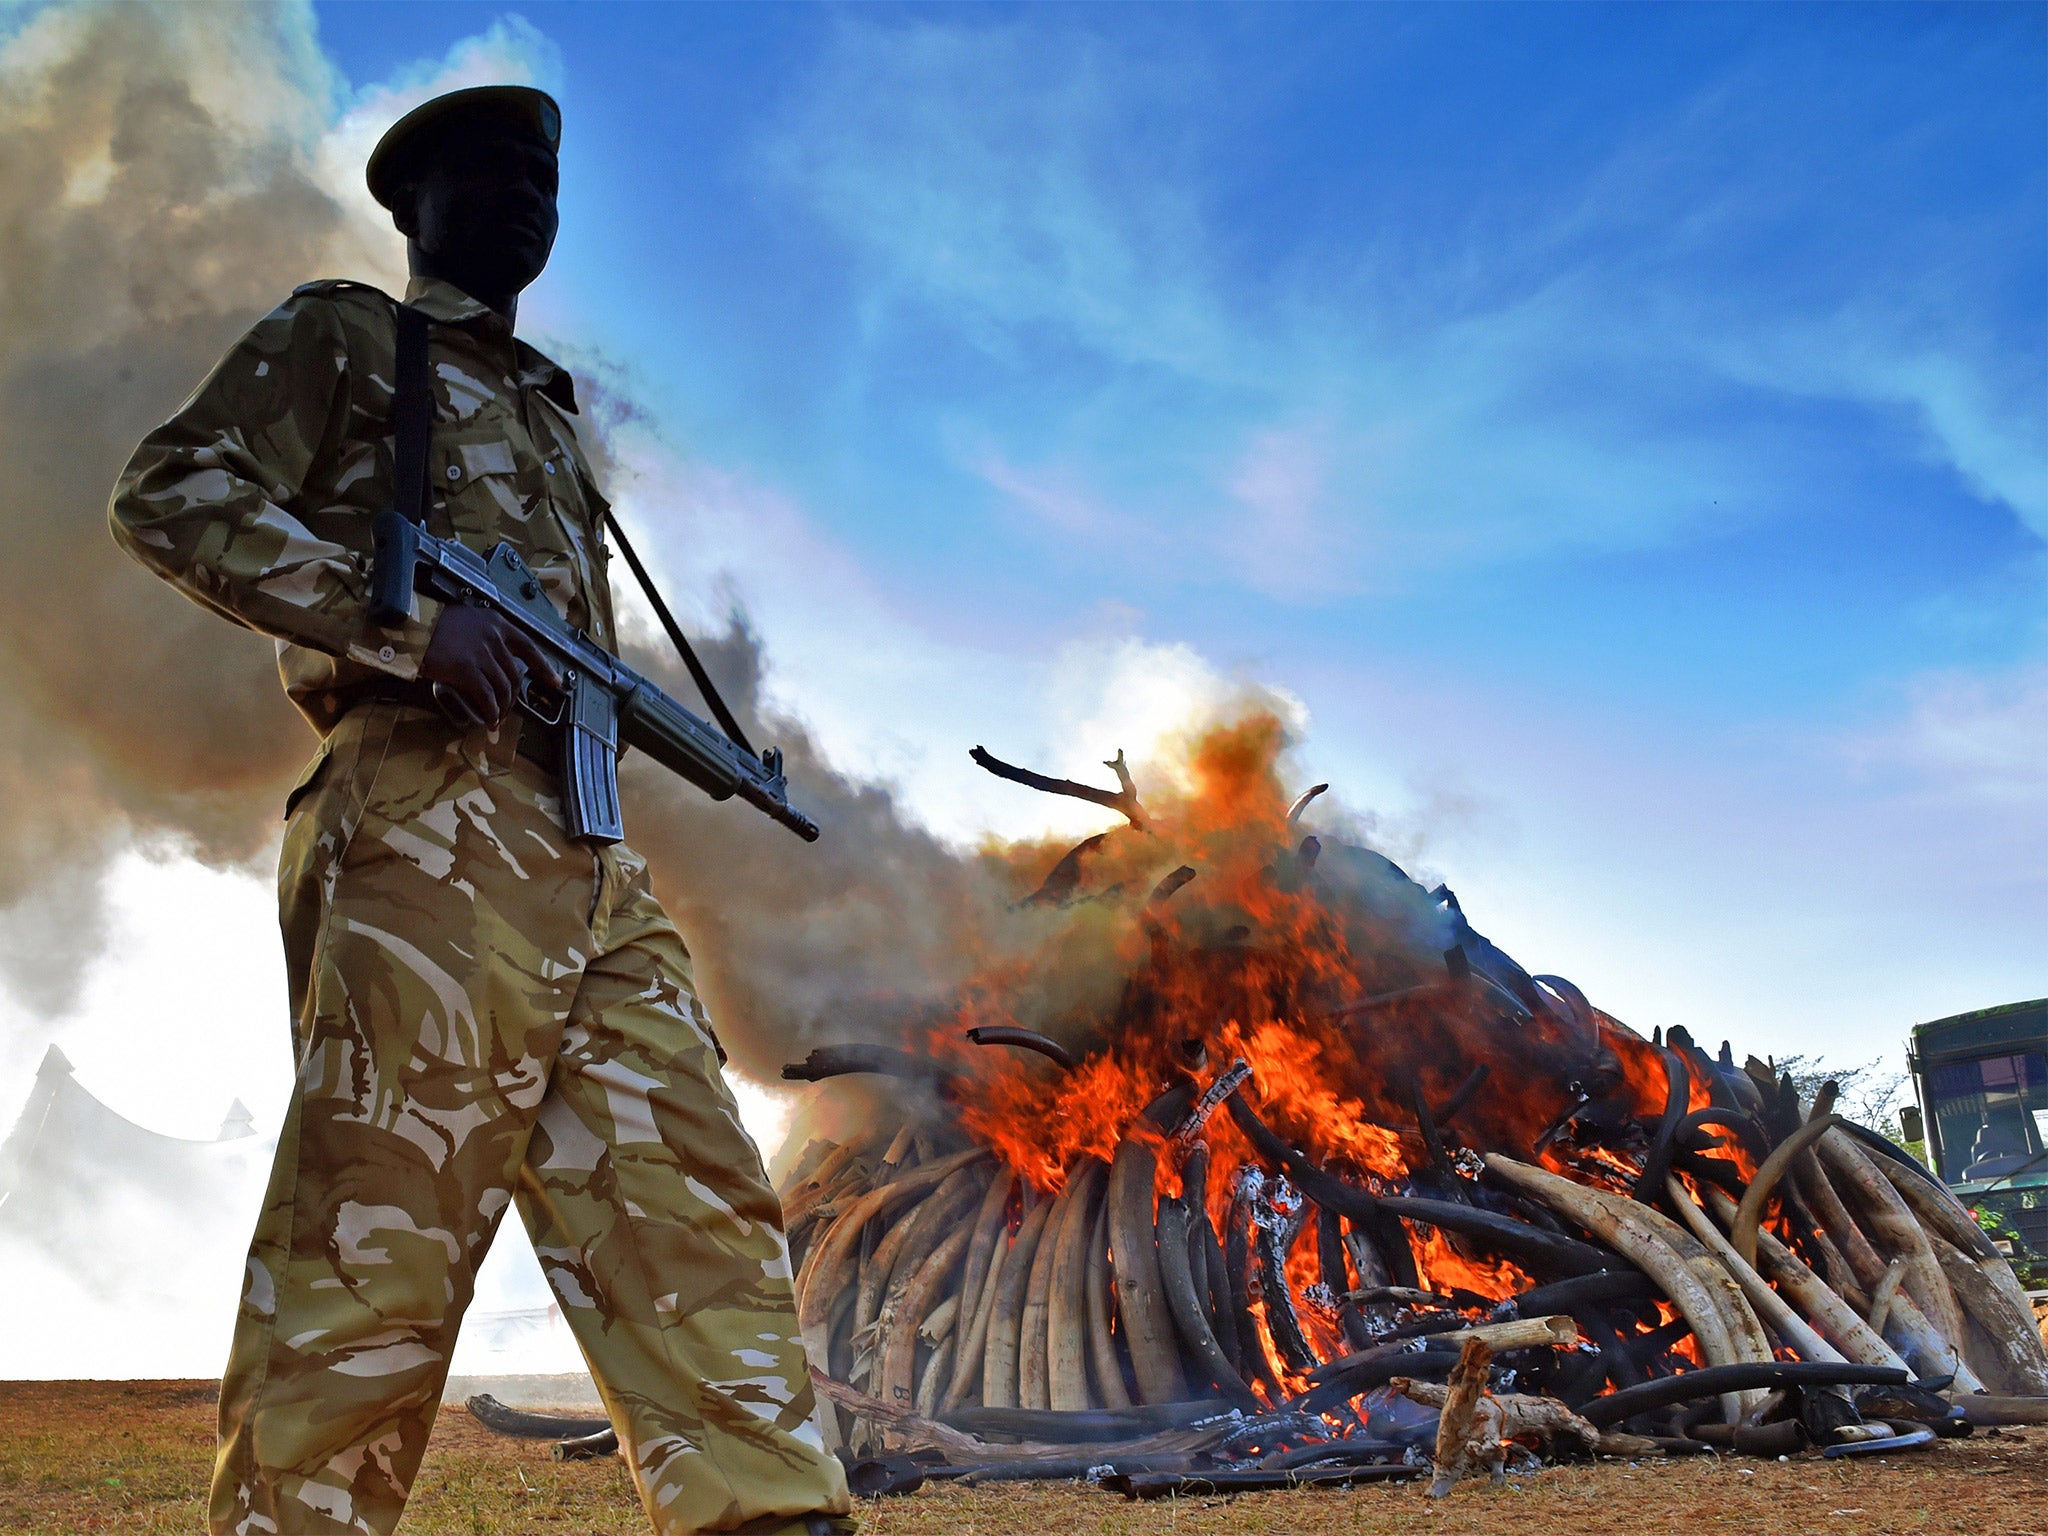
[349,593,443,679]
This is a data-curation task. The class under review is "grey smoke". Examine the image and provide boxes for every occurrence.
[0,2,1005,1077]
[0,3,376,1003]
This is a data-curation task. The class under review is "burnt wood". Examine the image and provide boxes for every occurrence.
[970,744,1146,828]
[1631,1048,1691,1206]
[964,1026,1078,1071]
[465,1395,610,1441]
[1579,1362,1909,1429]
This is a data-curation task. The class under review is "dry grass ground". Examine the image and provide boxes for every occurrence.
[0,1380,2041,1536]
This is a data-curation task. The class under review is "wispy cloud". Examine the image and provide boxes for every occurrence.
[1844,662,2048,813]
[759,13,2044,595]
[759,20,1227,377]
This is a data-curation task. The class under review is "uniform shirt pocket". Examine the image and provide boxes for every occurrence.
[431,425,534,543]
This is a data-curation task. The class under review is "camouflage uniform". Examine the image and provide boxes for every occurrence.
[110,277,850,1536]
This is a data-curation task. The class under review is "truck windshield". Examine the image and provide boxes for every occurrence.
[1927,1050,2048,1184]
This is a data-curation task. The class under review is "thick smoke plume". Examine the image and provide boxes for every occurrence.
[0,2,392,1007]
[616,630,1001,1085]
[0,2,1006,1070]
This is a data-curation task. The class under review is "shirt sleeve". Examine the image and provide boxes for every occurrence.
[107,291,441,678]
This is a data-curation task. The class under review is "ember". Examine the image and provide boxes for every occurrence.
[760,716,2048,1494]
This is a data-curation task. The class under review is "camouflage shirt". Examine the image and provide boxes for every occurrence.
[110,275,616,735]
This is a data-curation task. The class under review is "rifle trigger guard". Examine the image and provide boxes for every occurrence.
[519,677,568,727]
[431,682,485,729]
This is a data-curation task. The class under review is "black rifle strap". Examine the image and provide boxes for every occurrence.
[391,296,756,760]
[391,303,434,526]
[600,507,757,759]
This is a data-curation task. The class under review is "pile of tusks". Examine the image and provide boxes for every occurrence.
[471,1045,2048,1499]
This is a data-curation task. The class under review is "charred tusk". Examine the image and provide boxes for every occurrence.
[1223,1172,1281,1397]
[1576,1361,1907,1430]
[1317,1206,1370,1352]
[1084,1194,1132,1410]
[1048,1160,1108,1411]
[942,1400,1240,1443]
[1226,1088,1612,1275]
[1630,1049,1692,1206]
[1253,1201,1319,1376]
[965,1026,1079,1071]
[1175,1059,1254,1148]
[1728,1114,1844,1269]
[467,1394,611,1441]
[983,1196,1056,1409]
[1664,1174,1844,1364]
[1181,1143,1241,1367]
[813,1369,1234,1467]
[1154,1196,1261,1411]
[780,1044,959,1091]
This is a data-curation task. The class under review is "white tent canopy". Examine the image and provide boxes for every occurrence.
[0,1045,584,1381]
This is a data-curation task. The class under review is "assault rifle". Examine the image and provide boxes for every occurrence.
[368,509,819,845]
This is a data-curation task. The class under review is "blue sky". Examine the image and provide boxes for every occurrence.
[307,1,2045,1041]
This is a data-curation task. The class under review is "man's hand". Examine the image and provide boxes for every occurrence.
[419,604,562,727]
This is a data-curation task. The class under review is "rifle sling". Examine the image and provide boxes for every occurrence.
[598,509,757,759]
[391,303,433,528]
[387,298,757,762]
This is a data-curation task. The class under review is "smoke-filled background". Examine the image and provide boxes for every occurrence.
[0,2,375,1005]
[0,0,2040,1377]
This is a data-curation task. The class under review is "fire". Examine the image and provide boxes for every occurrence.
[928,709,1677,1312]
[1410,1224,1535,1299]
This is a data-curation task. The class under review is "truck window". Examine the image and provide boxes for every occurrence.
[1927,1050,2048,1183]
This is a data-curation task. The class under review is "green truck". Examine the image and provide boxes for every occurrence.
[1904,997,2048,1269]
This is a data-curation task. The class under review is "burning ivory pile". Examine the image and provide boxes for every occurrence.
[768,728,2048,1498]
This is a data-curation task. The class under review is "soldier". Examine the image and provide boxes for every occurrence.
[108,86,853,1536]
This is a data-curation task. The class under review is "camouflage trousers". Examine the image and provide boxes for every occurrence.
[213,702,850,1535]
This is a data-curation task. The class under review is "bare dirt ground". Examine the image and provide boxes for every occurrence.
[0,1380,2041,1536]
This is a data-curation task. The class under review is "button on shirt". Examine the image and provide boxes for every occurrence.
[109,276,616,733]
